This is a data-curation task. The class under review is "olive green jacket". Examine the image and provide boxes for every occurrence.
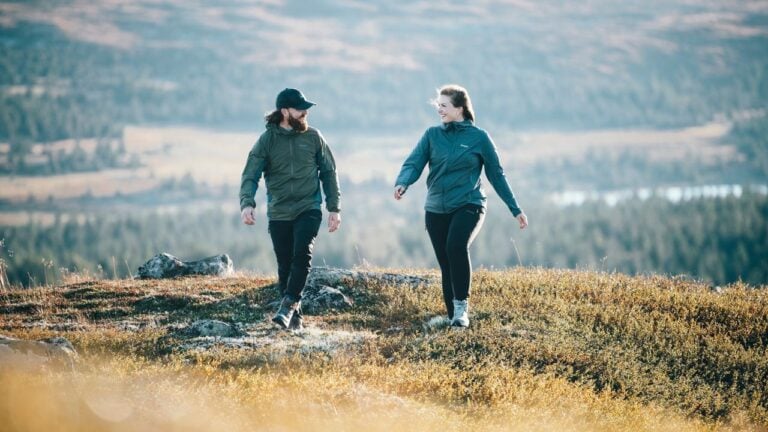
[239,123,341,221]
[395,120,522,216]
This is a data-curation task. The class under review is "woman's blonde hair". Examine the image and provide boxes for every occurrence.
[437,84,475,122]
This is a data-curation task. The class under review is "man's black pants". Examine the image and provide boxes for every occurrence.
[268,209,322,302]
[425,204,486,319]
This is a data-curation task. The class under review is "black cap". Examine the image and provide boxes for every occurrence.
[276,88,316,110]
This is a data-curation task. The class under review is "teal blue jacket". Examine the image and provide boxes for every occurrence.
[395,120,522,216]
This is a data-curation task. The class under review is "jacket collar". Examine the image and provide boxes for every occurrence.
[440,119,473,132]
[267,122,301,136]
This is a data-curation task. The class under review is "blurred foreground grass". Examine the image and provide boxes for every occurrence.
[1,268,766,431]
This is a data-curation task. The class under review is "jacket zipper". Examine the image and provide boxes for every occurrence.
[290,136,295,197]
[444,129,461,213]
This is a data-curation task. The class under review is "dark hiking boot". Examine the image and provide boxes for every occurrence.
[288,304,304,331]
[272,296,299,329]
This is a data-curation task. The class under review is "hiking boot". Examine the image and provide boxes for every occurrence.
[288,304,304,331]
[272,296,299,329]
[451,299,469,327]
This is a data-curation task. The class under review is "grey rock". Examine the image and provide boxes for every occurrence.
[177,320,246,338]
[307,267,432,289]
[137,253,233,279]
[0,334,78,371]
[302,285,354,314]
[275,267,434,314]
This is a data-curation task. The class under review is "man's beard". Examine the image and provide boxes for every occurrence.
[288,114,308,132]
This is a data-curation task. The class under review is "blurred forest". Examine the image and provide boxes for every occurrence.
[1,0,767,287]
[2,1,768,165]
[2,186,766,287]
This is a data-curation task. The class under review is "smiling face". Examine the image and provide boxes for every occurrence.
[436,95,464,124]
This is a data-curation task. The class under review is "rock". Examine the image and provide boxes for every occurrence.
[302,285,354,314]
[307,267,432,289]
[265,267,433,314]
[137,253,233,279]
[176,320,246,338]
[0,334,78,371]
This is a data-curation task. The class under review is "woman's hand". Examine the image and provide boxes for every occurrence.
[394,185,406,200]
[516,212,528,230]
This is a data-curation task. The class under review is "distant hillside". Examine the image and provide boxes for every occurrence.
[1,0,767,147]
[0,267,766,430]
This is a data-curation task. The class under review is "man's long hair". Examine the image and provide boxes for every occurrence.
[265,109,283,125]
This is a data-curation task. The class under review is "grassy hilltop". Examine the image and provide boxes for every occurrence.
[1,267,767,431]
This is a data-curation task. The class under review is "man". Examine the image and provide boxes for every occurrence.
[240,88,341,330]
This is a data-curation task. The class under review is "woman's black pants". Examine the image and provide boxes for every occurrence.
[425,204,486,319]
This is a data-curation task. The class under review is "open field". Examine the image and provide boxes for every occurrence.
[0,120,740,206]
[498,121,738,164]
[1,267,766,431]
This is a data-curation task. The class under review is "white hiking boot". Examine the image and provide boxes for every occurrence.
[451,299,470,327]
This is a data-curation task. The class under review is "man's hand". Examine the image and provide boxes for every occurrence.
[241,207,256,225]
[516,212,528,230]
[328,212,341,232]
[394,185,406,200]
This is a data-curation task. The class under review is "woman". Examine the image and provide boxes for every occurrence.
[394,84,528,327]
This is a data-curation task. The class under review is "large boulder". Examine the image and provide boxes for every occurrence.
[137,253,233,279]
[0,334,78,371]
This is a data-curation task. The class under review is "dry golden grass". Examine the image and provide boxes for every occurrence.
[1,267,766,431]
[1,353,742,432]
